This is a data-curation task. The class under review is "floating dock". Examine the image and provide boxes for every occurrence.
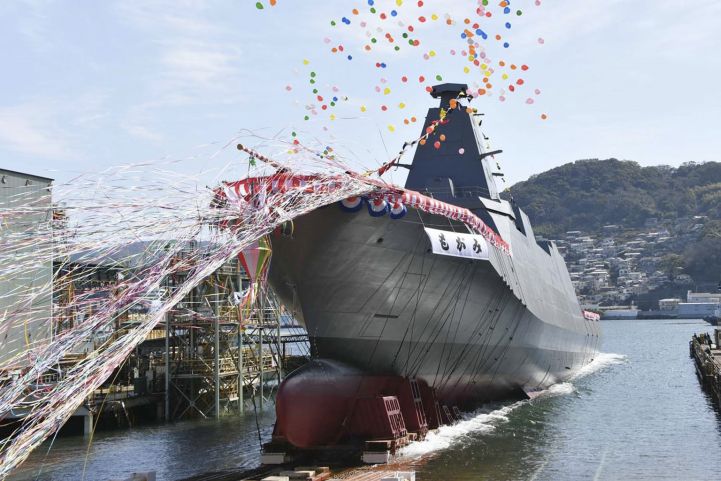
[690,329,721,403]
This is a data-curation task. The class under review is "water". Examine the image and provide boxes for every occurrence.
[400,319,721,481]
[8,408,276,481]
[10,319,721,481]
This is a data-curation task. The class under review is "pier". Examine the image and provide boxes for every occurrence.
[1,324,307,437]
[1,249,309,438]
[690,329,721,403]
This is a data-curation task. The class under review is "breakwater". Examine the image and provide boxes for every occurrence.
[690,329,721,403]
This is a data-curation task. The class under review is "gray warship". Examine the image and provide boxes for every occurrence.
[265,83,600,450]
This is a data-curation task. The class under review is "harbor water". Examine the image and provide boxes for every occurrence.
[9,319,721,481]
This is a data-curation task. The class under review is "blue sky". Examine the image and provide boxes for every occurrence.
[1,0,720,187]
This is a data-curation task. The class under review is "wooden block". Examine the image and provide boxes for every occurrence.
[365,439,393,450]
[362,450,391,464]
[295,466,330,473]
[395,471,416,481]
[278,470,311,480]
[261,452,290,465]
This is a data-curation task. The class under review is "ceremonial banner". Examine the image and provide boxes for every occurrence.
[424,227,490,260]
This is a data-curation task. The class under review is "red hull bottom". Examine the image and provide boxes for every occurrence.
[272,359,459,450]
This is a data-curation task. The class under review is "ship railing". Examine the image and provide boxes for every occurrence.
[419,185,494,200]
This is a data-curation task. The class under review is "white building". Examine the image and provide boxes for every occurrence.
[678,303,719,319]
[0,169,54,366]
[687,291,721,303]
[659,298,681,311]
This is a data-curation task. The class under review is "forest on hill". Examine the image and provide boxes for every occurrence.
[508,159,721,237]
[507,159,721,285]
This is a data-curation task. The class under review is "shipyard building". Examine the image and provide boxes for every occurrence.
[0,169,54,366]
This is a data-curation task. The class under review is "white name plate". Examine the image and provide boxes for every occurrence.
[424,227,489,260]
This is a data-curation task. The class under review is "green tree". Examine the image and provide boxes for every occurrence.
[659,254,684,281]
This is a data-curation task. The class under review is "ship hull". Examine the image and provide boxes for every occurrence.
[269,203,600,408]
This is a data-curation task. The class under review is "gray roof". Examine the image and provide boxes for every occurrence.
[0,168,54,183]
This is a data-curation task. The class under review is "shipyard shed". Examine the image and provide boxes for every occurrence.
[678,302,720,319]
[0,168,54,367]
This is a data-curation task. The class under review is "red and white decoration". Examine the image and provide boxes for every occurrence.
[389,200,407,219]
[340,196,363,212]
[367,196,389,217]
[217,173,511,256]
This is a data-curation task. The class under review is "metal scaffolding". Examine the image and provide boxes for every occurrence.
[162,250,285,420]
[50,240,306,426]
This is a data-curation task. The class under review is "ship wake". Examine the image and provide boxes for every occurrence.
[398,352,626,459]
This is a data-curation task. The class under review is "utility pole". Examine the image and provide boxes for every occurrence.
[214,277,220,419]
[164,311,170,422]
[237,265,244,414]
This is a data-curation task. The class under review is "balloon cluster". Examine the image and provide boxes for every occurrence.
[276,0,549,134]
[374,90,479,176]
[297,62,350,123]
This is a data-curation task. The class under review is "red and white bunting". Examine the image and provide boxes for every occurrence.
[218,174,511,255]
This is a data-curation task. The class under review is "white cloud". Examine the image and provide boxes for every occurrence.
[120,102,166,142]
[116,0,244,96]
[161,41,242,89]
[0,102,73,158]
[122,123,164,142]
[510,0,620,53]
[0,93,110,159]
[114,0,248,139]
[8,0,56,52]
[633,0,721,59]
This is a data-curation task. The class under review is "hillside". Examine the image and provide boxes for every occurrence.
[507,159,721,290]
[508,159,721,237]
